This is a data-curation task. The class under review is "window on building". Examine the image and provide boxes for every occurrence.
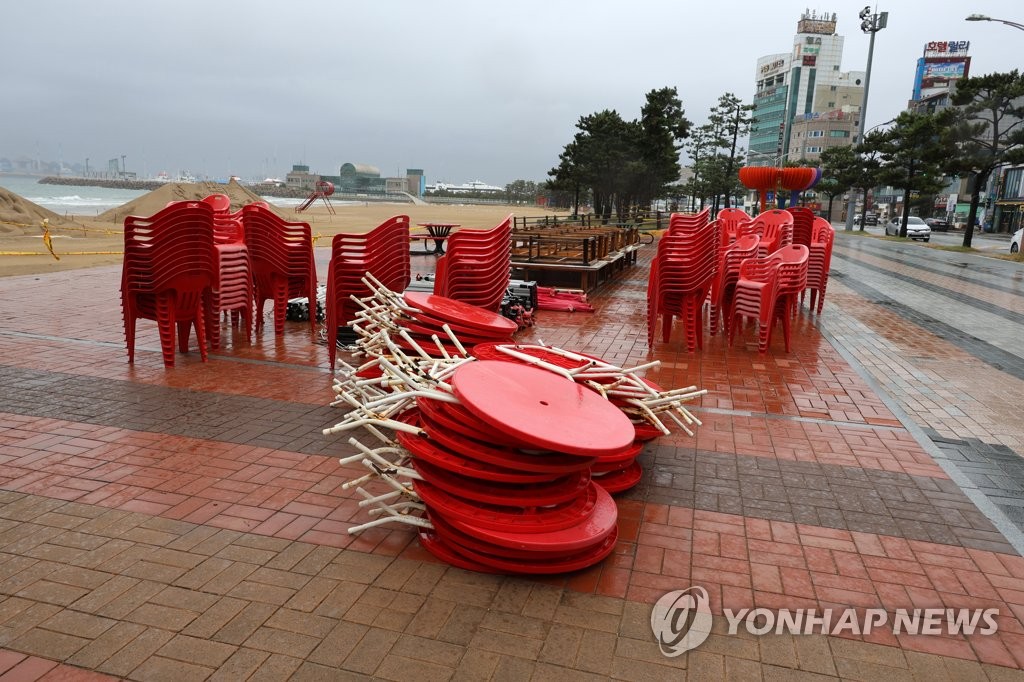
[830,85,837,91]
[806,146,823,153]
[808,130,824,138]
[829,130,850,138]
[827,101,835,108]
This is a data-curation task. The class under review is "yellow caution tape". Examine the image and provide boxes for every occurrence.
[0,251,123,257]
[0,219,121,236]
[41,220,59,260]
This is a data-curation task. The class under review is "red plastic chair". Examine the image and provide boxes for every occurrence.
[804,217,835,314]
[787,207,815,248]
[709,234,759,336]
[647,217,719,350]
[716,208,752,247]
[326,215,411,368]
[241,204,317,336]
[740,209,794,257]
[199,195,252,350]
[728,244,808,353]
[121,201,216,367]
[432,215,512,312]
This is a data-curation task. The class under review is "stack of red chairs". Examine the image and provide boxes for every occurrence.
[739,209,794,257]
[432,215,512,312]
[241,204,317,336]
[198,194,253,351]
[804,217,835,314]
[326,215,411,368]
[646,210,719,350]
[728,244,809,353]
[787,206,815,248]
[716,207,752,247]
[122,201,216,368]
[708,234,760,336]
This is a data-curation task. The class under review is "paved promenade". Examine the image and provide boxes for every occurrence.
[0,233,1023,680]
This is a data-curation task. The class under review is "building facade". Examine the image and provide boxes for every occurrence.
[748,10,864,166]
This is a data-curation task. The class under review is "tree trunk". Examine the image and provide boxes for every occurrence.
[961,169,990,248]
[962,190,981,248]
[859,190,869,232]
[899,188,912,238]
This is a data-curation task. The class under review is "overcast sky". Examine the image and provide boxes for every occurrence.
[2,1,1021,185]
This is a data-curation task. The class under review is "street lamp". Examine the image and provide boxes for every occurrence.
[965,13,1024,31]
[844,5,888,231]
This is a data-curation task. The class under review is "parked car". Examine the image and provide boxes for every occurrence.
[885,216,931,241]
[925,217,950,232]
[854,212,878,226]
[1012,228,1022,254]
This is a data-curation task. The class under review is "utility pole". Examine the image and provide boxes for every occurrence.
[844,6,888,231]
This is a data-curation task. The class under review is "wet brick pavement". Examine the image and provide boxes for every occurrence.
[1,230,1023,680]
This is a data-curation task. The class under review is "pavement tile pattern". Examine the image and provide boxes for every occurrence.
[0,232,1023,680]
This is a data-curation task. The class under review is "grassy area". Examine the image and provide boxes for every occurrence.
[986,252,1024,262]
[924,244,979,253]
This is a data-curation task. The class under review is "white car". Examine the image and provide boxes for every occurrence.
[885,216,931,242]
[1012,228,1022,254]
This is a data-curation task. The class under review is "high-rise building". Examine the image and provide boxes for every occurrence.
[748,10,865,166]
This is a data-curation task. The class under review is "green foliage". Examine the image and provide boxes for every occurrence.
[548,87,691,221]
[707,93,756,209]
[862,110,956,237]
[947,69,1024,245]
[504,179,540,203]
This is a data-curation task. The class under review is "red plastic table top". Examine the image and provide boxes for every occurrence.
[451,361,635,457]
[416,400,594,474]
[413,459,590,507]
[437,483,617,552]
[592,460,643,494]
[413,478,598,534]
[418,530,500,574]
[427,513,619,574]
[403,292,518,334]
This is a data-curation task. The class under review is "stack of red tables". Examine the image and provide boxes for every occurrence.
[469,342,650,493]
[397,292,516,358]
[404,361,635,574]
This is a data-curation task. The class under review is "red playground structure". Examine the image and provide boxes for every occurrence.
[296,180,336,214]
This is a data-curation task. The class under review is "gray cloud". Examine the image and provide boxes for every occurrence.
[3,0,1019,185]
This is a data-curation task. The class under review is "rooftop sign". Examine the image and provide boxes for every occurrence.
[924,40,970,56]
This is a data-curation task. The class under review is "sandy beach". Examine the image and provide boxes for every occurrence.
[0,182,567,278]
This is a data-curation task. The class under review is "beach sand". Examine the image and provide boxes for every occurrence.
[0,184,565,278]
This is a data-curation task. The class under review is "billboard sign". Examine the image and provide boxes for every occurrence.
[912,56,971,99]
[921,57,970,89]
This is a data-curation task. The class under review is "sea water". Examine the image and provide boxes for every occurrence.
[0,175,147,215]
[0,175,337,215]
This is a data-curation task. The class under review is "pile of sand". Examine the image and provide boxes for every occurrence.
[96,179,278,223]
[0,187,65,235]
